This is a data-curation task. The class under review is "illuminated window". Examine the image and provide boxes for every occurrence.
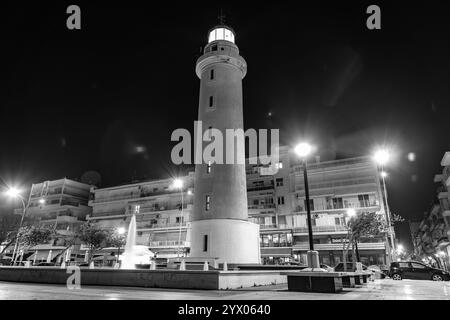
[206,161,211,174]
[205,195,211,211]
[209,96,214,107]
[208,27,235,44]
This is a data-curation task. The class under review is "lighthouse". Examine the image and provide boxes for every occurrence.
[189,25,261,264]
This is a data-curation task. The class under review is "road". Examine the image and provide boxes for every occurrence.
[0,279,449,300]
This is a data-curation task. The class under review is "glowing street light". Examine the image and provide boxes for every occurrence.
[380,171,388,178]
[373,149,390,166]
[346,208,357,218]
[117,227,126,235]
[172,179,183,190]
[294,142,313,158]
[38,198,46,205]
[4,187,21,198]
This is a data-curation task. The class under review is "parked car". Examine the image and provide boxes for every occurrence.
[320,264,334,272]
[389,261,450,281]
[334,262,369,272]
[333,262,385,278]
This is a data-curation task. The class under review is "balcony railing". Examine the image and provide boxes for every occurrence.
[139,222,188,229]
[294,201,379,213]
[247,185,275,192]
[248,204,276,210]
[148,241,190,247]
[293,225,348,233]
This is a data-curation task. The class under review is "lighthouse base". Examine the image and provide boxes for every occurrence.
[189,219,261,265]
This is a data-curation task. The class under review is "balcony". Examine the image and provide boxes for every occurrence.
[293,242,385,251]
[248,204,276,210]
[138,222,188,230]
[148,241,190,248]
[293,225,348,234]
[259,224,278,230]
[293,202,379,214]
[247,185,275,192]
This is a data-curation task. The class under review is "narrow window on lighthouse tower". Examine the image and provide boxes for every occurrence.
[203,235,208,252]
[206,160,212,174]
[210,69,214,80]
[209,96,214,107]
[205,195,211,211]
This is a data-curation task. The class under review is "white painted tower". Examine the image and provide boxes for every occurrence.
[189,25,261,264]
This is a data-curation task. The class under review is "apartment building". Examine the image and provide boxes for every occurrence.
[88,173,195,259]
[413,152,450,269]
[87,147,392,266]
[13,178,92,262]
[247,146,390,266]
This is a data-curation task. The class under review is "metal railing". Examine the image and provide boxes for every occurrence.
[148,241,190,247]
[293,225,348,233]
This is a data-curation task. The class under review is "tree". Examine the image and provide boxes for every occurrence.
[20,226,54,247]
[342,211,388,271]
[78,222,110,263]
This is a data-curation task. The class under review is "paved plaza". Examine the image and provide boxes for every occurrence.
[0,279,449,300]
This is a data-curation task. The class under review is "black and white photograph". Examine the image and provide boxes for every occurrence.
[1,1,450,310]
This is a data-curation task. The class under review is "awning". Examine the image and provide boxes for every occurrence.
[27,249,62,261]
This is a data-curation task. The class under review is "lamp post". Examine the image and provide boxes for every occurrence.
[373,148,396,263]
[4,187,30,266]
[294,143,322,270]
[172,179,184,259]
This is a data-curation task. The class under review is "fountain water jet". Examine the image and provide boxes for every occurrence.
[120,214,155,269]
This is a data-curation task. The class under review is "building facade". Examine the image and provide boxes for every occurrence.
[12,178,92,262]
[88,173,195,259]
[412,152,450,270]
[89,147,393,266]
[247,146,390,266]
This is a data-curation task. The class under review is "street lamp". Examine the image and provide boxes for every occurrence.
[172,179,184,259]
[3,187,29,266]
[294,142,322,270]
[373,148,396,264]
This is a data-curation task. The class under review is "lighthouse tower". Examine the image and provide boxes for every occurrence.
[189,25,261,264]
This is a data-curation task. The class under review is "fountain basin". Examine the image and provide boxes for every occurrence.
[0,266,286,290]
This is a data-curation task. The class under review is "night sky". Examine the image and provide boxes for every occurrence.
[1,2,450,249]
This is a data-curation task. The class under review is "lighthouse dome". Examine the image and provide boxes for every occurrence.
[208,25,235,44]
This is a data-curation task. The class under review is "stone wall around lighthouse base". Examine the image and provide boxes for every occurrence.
[189,219,261,265]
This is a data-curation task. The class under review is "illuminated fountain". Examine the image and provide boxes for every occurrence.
[120,214,154,269]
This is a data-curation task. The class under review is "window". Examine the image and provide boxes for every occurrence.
[311,218,316,226]
[277,196,285,205]
[333,197,343,209]
[411,263,426,269]
[335,217,340,225]
[176,216,184,223]
[398,262,410,268]
[253,199,259,205]
[211,44,217,51]
[205,195,211,211]
[209,96,214,107]
[358,194,370,207]
[203,235,208,252]
[276,162,283,169]
[210,69,214,80]
[206,161,211,174]
[276,178,284,187]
